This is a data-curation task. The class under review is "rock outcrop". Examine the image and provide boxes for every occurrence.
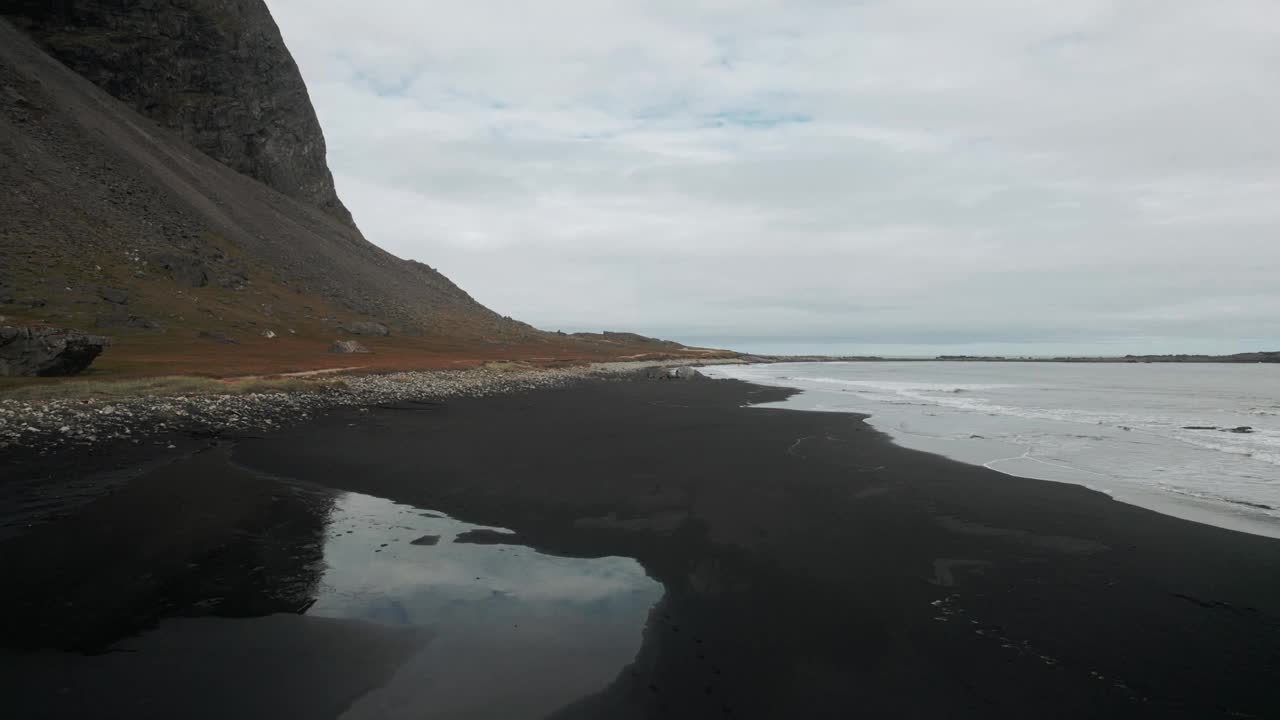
[637,365,706,381]
[3,0,353,226]
[0,326,110,376]
[328,340,369,354]
[97,287,128,305]
[341,321,390,337]
[94,312,160,330]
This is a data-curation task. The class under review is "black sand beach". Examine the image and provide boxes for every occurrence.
[3,375,1280,718]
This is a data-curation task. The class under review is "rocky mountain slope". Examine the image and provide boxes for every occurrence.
[5,0,353,226]
[0,13,513,341]
[0,6,722,376]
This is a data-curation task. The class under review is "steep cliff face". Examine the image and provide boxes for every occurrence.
[0,17,519,344]
[4,0,353,226]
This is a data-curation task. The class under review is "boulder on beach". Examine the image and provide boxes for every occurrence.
[0,326,111,377]
[329,340,370,354]
[669,366,705,380]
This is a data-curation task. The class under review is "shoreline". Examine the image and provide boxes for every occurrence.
[706,361,1280,540]
[3,374,1280,717]
[734,353,1280,364]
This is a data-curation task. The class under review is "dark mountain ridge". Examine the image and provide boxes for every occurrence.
[0,3,722,375]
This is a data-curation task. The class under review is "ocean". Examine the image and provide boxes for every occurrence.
[703,361,1280,538]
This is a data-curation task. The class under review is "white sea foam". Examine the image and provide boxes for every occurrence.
[706,361,1280,538]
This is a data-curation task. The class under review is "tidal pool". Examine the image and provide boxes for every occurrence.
[309,491,663,719]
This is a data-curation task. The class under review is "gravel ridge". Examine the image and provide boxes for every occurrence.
[0,361,709,452]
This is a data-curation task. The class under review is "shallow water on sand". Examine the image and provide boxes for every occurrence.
[309,491,662,719]
[707,361,1280,538]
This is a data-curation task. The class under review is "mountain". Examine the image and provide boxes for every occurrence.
[0,3,721,376]
[6,0,354,226]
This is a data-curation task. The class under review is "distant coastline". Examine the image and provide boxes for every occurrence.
[733,350,1280,364]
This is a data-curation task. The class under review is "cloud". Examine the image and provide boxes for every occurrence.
[268,0,1280,354]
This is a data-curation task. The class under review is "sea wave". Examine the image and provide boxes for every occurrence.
[799,376,1280,469]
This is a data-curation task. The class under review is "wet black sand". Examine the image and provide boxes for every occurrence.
[3,376,1280,718]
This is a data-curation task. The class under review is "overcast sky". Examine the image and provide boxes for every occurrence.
[269,0,1279,355]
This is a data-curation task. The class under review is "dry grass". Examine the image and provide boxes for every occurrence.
[0,375,334,401]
